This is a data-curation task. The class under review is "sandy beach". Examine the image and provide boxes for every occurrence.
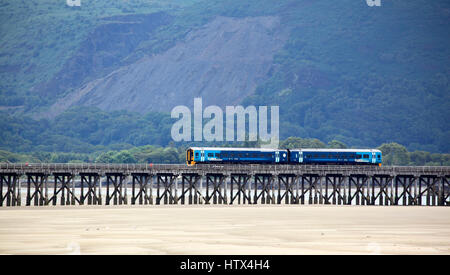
[0,205,449,255]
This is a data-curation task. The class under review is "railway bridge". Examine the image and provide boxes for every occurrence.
[0,163,449,207]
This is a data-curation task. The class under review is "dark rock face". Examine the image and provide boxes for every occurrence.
[36,12,172,99]
[47,15,288,115]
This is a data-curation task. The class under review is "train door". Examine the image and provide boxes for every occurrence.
[371,151,376,164]
[275,151,280,163]
[299,151,303,163]
[201,150,205,162]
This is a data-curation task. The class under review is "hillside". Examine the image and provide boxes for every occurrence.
[0,0,449,153]
[45,15,289,115]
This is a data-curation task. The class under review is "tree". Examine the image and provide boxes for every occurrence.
[409,151,430,166]
[378,143,410,166]
[279,137,326,149]
[328,140,347,149]
[113,151,137,163]
[95,151,116,163]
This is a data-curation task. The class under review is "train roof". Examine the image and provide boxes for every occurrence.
[290,148,382,153]
[188,147,381,153]
[188,147,282,152]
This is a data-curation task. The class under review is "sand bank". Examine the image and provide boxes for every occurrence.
[0,205,449,254]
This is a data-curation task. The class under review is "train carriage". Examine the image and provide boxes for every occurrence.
[289,148,382,166]
[186,147,289,166]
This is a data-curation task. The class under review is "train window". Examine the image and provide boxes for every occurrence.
[378,155,381,158]
[363,154,369,159]
[215,153,220,158]
[356,155,361,159]
[195,153,199,156]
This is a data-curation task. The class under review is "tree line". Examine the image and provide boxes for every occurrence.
[0,137,448,166]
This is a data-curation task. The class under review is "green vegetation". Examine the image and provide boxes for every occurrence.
[0,107,174,153]
[0,146,186,164]
[240,0,450,152]
[0,0,448,158]
[279,137,326,149]
[378,143,450,166]
[0,135,448,166]
[94,146,184,164]
[0,107,449,166]
[281,138,450,166]
[0,0,202,109]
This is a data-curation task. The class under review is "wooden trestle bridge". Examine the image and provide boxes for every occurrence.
[0,163,449,207]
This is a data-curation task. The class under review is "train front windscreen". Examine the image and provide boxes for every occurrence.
[186,148,194,166]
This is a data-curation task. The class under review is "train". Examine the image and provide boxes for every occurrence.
[186,147,382,166]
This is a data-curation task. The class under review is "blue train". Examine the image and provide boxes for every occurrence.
[186,147,382,166]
